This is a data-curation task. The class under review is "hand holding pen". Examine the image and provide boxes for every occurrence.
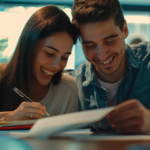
[11,87,50,120]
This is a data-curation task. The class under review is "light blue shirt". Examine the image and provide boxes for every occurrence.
[69,42,150,130]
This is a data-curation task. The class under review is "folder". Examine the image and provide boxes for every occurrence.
[0,120,37,130]
[0,125,33,130]
[0,119,37,126]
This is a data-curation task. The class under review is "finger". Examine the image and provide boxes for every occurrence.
[107,99,140,119]
[26,112,43,119]
[22,102,45,111]
[108,108,143,124]
[115,117,143,132]
[118,126,142,134]
[23,107,45,117]
[43,106,47,111]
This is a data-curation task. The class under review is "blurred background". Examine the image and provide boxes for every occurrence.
[0,0,150,69]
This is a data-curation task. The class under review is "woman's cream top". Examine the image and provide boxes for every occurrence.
[40,74,78,116]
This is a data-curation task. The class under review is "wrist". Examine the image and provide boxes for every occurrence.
[0,111,14,121]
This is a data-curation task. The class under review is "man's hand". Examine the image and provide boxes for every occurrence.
[106,99,150,134]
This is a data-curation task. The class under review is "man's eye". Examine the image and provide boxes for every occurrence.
[83,45,96,49]
[106,40,114,44]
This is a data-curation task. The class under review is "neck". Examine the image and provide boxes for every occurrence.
[95,54,127,83]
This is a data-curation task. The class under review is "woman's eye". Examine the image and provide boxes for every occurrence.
[46,52,54,56]
[62,57,68,61]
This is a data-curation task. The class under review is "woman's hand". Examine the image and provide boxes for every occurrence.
[106,99,150,134]
[9,102,46,121]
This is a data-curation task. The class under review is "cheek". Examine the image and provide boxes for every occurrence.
[61,61,68,69]
[117,43,126,56]
[36,54,49,66]
[83,50,95,60]
[107,43,123,54]
[33,54,49,71]
[120,47,126,57]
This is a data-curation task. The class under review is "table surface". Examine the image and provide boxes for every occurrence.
[25,138,150,150]
[0,135,149,150]
[0,131,150,150]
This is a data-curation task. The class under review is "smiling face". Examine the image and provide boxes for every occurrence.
[79,18,128,82]
[32,31,74,87]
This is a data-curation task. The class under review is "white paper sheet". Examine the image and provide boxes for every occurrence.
[18,107,114,139]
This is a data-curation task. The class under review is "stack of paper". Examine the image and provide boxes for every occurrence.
[0,120,37,126]
[0,120,37,130]
[18,107,114,139]
[0,107,114,139]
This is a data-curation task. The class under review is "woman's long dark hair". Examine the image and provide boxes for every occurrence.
[0,5,77,111]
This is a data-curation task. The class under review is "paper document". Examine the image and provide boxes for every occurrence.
[18,107,114,139]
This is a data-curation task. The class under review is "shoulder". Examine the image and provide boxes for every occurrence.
[67,62,92,87]
[126,42,150,68]
[61,73,76,84]
[59,73,78,93]
[68,61,90,77]
[129,42,150,60]
[130,41,150,50]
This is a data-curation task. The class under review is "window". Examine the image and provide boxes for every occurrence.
[1,2,150,69]
[0,5,75,69]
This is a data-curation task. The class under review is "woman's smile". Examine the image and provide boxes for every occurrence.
[40,67,55,76]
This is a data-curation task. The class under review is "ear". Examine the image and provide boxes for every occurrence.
[123,20,129,38]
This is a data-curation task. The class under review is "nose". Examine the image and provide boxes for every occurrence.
[52,57,61,70]
[96,44,107,60]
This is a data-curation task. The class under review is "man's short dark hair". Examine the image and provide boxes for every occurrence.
[72,0,125,31]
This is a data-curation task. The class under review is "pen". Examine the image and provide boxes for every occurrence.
[13,87,50,117]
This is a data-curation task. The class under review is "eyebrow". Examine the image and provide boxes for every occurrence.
[82,41,93,45]
[82,34,119,44]
[104,34,119,40]
[45,46,71,55]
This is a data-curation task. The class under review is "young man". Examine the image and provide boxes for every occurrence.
[69,0,150,133]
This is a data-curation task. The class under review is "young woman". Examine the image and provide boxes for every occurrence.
[0,5,78,121]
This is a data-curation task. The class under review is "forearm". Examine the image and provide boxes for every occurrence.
[0,111,13,121]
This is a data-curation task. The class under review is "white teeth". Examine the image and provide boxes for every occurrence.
[100,56,114,64]
[41,68,54,76]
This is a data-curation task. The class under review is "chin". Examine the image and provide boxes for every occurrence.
[99,67,117,76]
[105,68,119,76]
[38,80,51,87]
